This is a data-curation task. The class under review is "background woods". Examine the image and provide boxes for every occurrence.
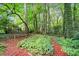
[0,3,79,38]
[0,3,79,56]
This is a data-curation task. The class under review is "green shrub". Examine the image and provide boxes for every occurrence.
[0,43,6,55]
[56,37,72,47]
[73,32,79,40]
[71,40,79,49]
[19,34,53,56]
[0,34,9,39]
[56,37,79,56]
[62,46,79,56]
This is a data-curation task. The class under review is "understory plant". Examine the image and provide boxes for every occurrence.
[0,43,6,55]
[56,37,79,56]
[73,32,79,40]
[18,34,53,56]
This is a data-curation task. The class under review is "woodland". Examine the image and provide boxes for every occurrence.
[0,3,79,56]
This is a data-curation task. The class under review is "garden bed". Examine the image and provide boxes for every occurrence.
[19,34,53,56]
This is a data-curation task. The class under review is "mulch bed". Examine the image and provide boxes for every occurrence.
[1,36,68,56]
[52,37,68,56]
[2,37,32,56]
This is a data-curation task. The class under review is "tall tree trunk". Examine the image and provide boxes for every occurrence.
[32,4,38,33]
[73,3,78,32]
[63,3,73,38]
[47,4,51,34]
[43,3,48,34]
[24,3,29,33]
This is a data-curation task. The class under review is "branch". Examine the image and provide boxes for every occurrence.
[4,4,14,13]
[13,12,28,28]
[4,4,26,25]
[3,4,29,32]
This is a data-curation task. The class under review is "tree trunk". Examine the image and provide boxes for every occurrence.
[63,3,73,38]
[73,4,78,32]
[24,3,29,34]
[43,3,48,34]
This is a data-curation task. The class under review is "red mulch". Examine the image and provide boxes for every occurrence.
[1,36,67,56]
[2,37,32,56]
[52,37,68,56]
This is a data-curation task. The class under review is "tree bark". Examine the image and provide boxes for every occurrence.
[63,3,73,38]
[24,3,29,33]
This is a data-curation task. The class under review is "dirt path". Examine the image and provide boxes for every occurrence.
[2,37,32,56]
[52,37,67,56]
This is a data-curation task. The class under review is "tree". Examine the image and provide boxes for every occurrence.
[42,3,48,34]
[63,3,73,38]
[24,3,29,33]
[3,3,29,34]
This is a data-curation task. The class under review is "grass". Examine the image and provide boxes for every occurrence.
[56,37,79,56]
[18,34,53,56]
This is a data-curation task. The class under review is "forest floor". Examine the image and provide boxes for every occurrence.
[1,37,32,56]
[52,37,68,56]
[0,36,67,56]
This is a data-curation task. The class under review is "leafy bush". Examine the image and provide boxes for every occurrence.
[0,43,6,55]
[0,34,12,40]
[0,34,7,39]
[56,37,72,47]
[19,34,53,56]
[71,40,79,49]
[73,32,79,40]
[56,37,79,56]
[62,46,79,56]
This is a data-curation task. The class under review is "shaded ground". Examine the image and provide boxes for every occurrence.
[0,35,68,56]
[1,37,32,56]
[52,37,68,56]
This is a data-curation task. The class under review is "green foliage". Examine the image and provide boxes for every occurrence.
[0,34,8,39]
[19,34,53,55]
[0,43,6,55]
[0,34,13,39]
[71,40,79,49]
[56,37,72,47]
[62,46,79,56]
[56,37,79,56]
[73,32,79,40]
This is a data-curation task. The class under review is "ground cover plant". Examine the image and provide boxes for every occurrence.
[0,34,8,39]
[0,43,6,55]
[0,34,14,40]
[19,34,53,56]
[56,37,79,56]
